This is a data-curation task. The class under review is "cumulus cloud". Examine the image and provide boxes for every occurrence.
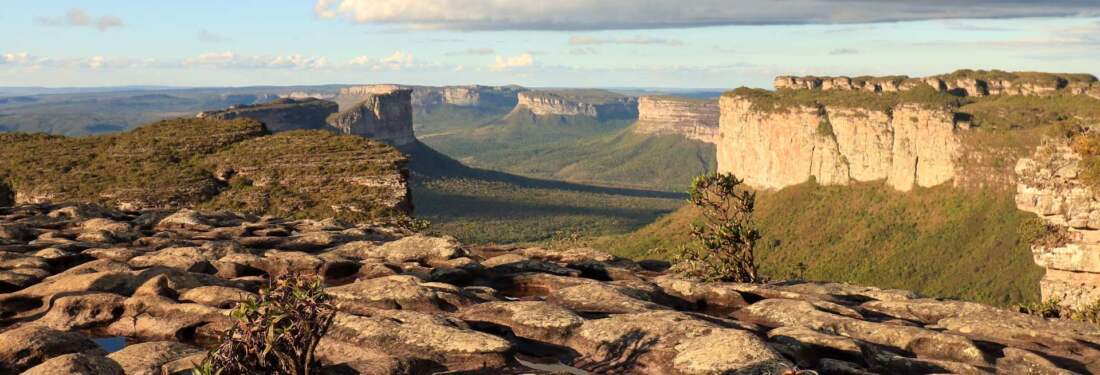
[184,52,330,69]
[380,51,415,69]
[313,0,1100,30]
[1,52,34,65]
[569,36,683,46]
[37,8,123,31]
[490,53,534,71]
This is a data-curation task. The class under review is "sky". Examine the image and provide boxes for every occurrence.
[1,1,1099,89]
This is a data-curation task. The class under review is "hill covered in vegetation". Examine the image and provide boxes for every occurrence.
[0,117,410,222]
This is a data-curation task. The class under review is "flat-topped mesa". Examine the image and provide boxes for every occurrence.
[775,70,1100,98]
[337,84,524,111]
[718,88,962,191]
[633,96,719,144]
[515,89,639,120]
[327,88,416,146]
[1016,138,1100,309]
[197,98,338,133]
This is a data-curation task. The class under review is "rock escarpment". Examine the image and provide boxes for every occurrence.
[717,92,962,191]
[0,118,410,222]
[1,203,1098,374]
[633,96,719,144]
[196,98,338,133]
[776,70,1100,98]
[327,88,416,146]
[515,90,638,121]
[336,84,524,111]
[1016,138,1100,309]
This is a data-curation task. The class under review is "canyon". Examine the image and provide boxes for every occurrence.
[633,96,719,144]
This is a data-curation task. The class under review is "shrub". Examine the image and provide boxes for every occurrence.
[1017,298,1100,325]
[673,173,762,283]
[194,273,336,375]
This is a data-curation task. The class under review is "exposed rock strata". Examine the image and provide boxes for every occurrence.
[1016,138,1100,309]
[197,98,338,133]
[326,87,416,146]
[633,96,719,144]
[717,94,961,191]
[336,84,524,111]
[1,203,1098,374]
[515,90,638,120]
[775,70,1099,97]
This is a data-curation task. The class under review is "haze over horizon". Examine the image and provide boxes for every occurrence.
[2,1,1100,89]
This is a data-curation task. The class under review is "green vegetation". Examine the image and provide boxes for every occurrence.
[598,182,1046,306]
[961,94,1100,131]
[1017,298,1100,326]
[673,174,761,282]
[429,125,716,191]
[523,89,630,105]
[727,85,966,114]
[937,69,1097,85]
[195,273,335,375]
[0,118,408,222]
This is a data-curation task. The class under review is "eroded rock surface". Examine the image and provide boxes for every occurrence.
[327,87,416,146]
[1,203,1097,374]
[634,96,720,144]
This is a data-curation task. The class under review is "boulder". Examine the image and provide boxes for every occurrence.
[21,353,123,375]
[455,301,584,343]
[107,341,203,375]
[0,325,103,373]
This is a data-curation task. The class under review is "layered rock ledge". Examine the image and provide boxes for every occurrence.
[634,96,719,144]
[337,84,524,112]
[327,87,416,146]
[1,203,1097,374]
[775,70,1100,98]
[197,98,338,133]
[1016,138,1100,309]
[515,90,638,121]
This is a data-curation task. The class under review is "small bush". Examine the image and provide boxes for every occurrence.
[673,173,762,283]
[1017,298,1100,325]
[194,273,336,375]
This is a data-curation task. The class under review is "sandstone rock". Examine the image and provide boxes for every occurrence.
[179,285,256,308]
[861,298,1000,324]
[634,96,719,144]
[21,353,123,375]
[38,292,126,330]
[361,235,464,263]
[455,301,583,344]
[0,325,103,373]
[328,275,471,313]
[197,98,338,133]
[738,299,988,365]
[516,90,638,120]
[548,282,669,314]
[568,311,789,375]
[324,310,512,372]
[107,341,203,375]
[327,88,416,146]
[106,295,230,341]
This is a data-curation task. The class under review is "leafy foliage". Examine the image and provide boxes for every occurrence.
[194,273,336,375]
[1017,298,1100,325]
[673,173,761,283]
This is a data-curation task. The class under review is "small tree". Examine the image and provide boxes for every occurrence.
[674,173,762,283]
[194,273,336,375]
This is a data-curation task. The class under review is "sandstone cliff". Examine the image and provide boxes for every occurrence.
[776,70,1099,98]
[633,96,719,144]
[327,88,416,146]
[718,91,961,191]
[0,118,410,222]
[196,98,338,133]
[1,203,1097,374]
[515,90,638,120]
[1016,138,1100,309]
[337,84,524,111]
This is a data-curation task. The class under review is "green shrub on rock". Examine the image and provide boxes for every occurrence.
[194,273,335,375]
[673,173,762,283]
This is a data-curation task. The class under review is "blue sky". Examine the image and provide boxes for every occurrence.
[1,1,1098,88]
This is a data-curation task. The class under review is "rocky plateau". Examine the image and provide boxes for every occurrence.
[633,96,719,144]
[515,90,639,121]
[774,70,1100,98]
[0,203,1097,374]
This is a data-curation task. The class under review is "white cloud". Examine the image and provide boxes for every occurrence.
[184,52,330,69]
[1,52,34,65]
[347,55,372,65]
[569,36,682,46]
[490,53,534,71]
[446,47,496,56]
[380,51,414,69]
[313,0,1100,30]
[37,8,123,32]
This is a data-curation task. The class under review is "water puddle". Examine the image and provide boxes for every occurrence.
[93,336,128,353]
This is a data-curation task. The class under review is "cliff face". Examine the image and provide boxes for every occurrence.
[1016,140,1100,309]
[776,70,1099,97]
[633,96,719,144]
[196,98,338,133]
[337,85,523,111]
[327,88,416,146]
[717,95,960,191]
[516,90,638,120]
